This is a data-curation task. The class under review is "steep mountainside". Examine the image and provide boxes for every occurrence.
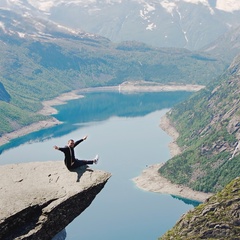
[202,25,240,64]
[159,53,240,193]
[160,177,240,239]
[2,0,240,50]
[0,9,226,136]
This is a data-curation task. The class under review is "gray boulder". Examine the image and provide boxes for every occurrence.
[0,161,111,240]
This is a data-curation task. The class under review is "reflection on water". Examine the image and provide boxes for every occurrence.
[0,91,191,154]
[171,195,201,207]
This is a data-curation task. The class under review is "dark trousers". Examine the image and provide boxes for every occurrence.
[68,159,94,170]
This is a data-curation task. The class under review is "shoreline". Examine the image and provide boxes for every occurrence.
[133,163,213,202]
[0,82,212,201]
[79,81,205,93]
[0,82,203,147]
[132,114,213,202]
[0,91,83,146]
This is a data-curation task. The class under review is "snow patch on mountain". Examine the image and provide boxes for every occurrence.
[28,0,123,11]
[3,0,240,14]
[1,0,240,50]
[160,0,214,15]
[216,0,240,12]
[183,0,208,4]
[185,0,214,14]
[146,22,156,31]
[6,0,240,16]
[160,1,176,15]
[139,2,155,18]
[0,22,6,33]
[7,0,23,5]
[17,32,25,38]
[27,0,54,11]
[140,2,157,31]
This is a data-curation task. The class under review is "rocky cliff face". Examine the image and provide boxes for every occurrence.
[0,161,111,240]
[160,177,240,239]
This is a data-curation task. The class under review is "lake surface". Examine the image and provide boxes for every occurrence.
[0,91,199,240]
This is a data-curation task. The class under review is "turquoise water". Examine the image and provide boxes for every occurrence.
[0,91,199,239]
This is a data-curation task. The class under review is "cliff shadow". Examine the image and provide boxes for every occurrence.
[70,165,93,182]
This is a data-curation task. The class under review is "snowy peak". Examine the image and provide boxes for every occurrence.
[1,0,240,50]
[147,0,240,15]
[0,7,107,47]
[3,0,240,14]
[23,0,240,14]
[160,0,214,15]
[156,0,240,13]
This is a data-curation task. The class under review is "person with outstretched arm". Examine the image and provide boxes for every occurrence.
[54,135,99,170]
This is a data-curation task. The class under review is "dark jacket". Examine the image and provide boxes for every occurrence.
[58,139,83,169]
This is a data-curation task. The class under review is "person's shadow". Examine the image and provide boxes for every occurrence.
[70,165,93,182]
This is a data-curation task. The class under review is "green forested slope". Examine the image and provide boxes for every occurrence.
[159,54,240,193]
[0,30,226,136]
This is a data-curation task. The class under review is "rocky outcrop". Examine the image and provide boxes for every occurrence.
[0,161,111,240]
[159,177,240,240]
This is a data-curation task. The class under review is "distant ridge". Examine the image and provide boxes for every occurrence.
[0,7,226,137]
[2,0,240,50]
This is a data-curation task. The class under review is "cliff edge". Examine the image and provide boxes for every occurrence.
[0,161,111,240]
[160,177,240,239]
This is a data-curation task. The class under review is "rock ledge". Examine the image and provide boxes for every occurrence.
[0,161,111,240]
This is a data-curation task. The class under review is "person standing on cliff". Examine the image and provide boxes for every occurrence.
[54,135,99,170]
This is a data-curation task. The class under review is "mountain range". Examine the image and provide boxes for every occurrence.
[0,1,239,239]
[0,0,239,191]
[1,0,240,50]
[0,5,229,136]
